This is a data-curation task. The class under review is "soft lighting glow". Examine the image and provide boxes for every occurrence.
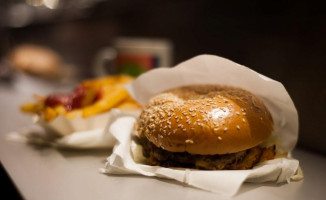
[26,0,43,6]
[210,107,230,119]
[43,0,59,9]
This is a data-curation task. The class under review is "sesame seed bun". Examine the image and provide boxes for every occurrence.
[137,85,274,155]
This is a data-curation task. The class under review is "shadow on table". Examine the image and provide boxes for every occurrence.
[27,142,112,164]
[58,148,112,164]
[237,181,286,195]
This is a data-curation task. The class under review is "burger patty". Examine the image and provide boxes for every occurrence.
[136,136,275,170]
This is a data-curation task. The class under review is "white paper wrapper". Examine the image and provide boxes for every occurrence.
[6,109,141,149]
[101,55,303,196]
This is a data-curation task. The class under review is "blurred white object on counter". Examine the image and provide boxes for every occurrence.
[8,44,76,94]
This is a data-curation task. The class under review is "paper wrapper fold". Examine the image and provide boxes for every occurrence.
[101,55,303,196]
[6,109,140,149]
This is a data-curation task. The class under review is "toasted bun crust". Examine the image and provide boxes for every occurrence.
[137,85,274,155]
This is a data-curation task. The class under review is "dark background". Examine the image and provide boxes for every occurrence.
[1,0,325,197]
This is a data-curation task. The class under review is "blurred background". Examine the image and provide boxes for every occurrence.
[0,0,325,197]
[1,0,325,154]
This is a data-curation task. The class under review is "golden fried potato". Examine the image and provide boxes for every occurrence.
[82,85,129,118]
[43,107,57,121]
[21,103,44,114]
[115,100,142,110]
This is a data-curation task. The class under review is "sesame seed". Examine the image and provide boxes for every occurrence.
[218,136,222,140]
[224,127,228,132]
[243,112,246,116]
[236,111,240,115]
[236,125,240,130]
[185,139,194,144]
[160,112,165,118]
[242,118,246,123]
[183,128,187,132]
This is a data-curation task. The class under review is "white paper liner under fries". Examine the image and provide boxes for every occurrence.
[100,55,303,196]
[6,109,141,149]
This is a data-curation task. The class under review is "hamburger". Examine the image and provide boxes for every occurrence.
[135,85,276,170]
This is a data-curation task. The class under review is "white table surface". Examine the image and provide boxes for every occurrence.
[1,83,325,200]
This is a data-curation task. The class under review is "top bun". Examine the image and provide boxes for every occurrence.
[137,85,274,155]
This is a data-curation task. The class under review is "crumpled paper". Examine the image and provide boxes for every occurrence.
[6,109,140,149]
[101,55,303,196]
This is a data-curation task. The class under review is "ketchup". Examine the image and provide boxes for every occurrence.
[45,86,86,111]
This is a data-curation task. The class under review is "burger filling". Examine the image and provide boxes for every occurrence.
[136,136,275,170]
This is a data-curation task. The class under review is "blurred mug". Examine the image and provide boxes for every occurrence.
[94,37,173,77]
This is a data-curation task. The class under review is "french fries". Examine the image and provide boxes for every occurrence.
[82,85,129,118]
[21,103,44,114]
[21,75,141,121]
[115,101,142,110]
